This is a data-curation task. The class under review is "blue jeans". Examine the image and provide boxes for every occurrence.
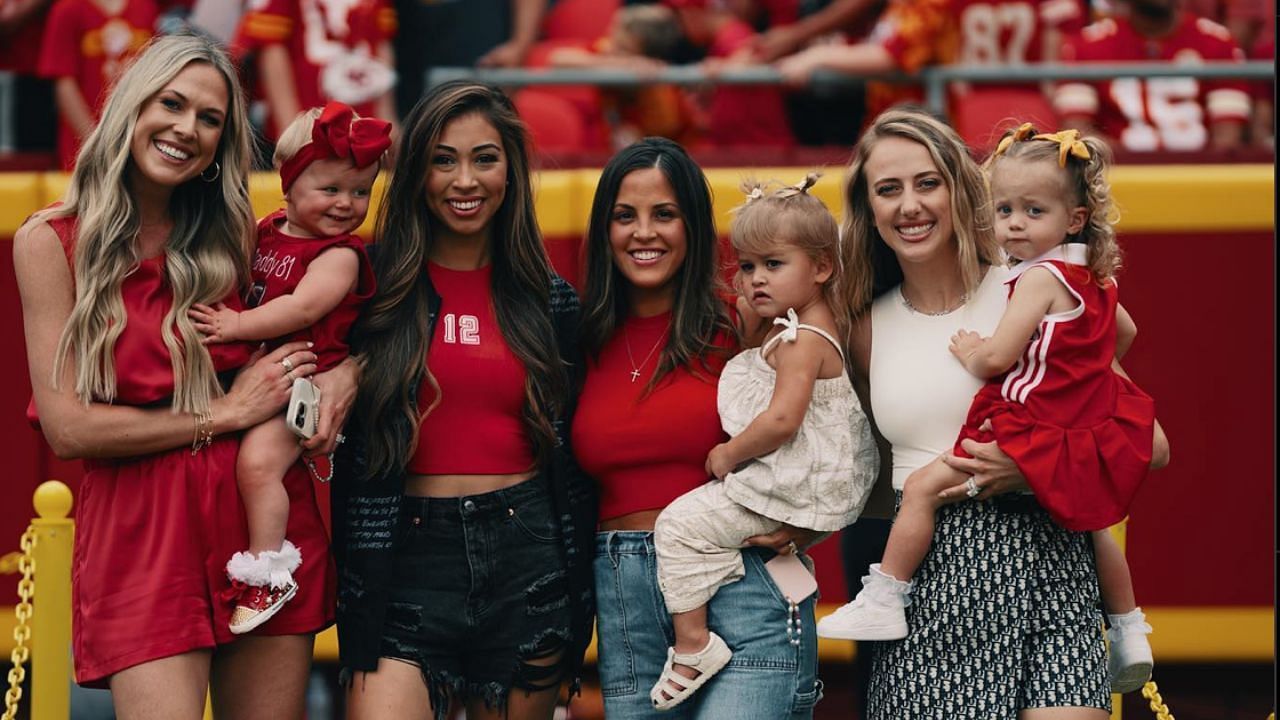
[594,531,822,719]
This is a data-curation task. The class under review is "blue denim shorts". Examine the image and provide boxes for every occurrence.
[594,530,823,719]
[378,476,572,717]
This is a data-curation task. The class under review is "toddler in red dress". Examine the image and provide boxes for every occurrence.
[820,125,1164,694]
[189,101,388,633]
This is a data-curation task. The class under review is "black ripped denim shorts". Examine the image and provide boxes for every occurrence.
[379,475,573,716]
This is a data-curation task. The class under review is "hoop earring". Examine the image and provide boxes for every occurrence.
[201,162,220,183]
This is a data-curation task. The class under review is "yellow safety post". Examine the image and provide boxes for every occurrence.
[31,480,73,720]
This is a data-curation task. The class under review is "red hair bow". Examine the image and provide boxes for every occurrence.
[280,101,392,193]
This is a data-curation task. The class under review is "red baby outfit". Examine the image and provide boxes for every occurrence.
[249,210,375,372]
[953,244,1155,531]
[41,213,336,687]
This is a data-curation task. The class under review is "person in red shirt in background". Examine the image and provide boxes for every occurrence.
[545,4,704,150]
[1247,32,1271,147]
[1054,0,1250,151]
[233,0,398,146]
[0,0,57,157]
[37,0,158,170]
[739,0,884,62]
[667,0,797,148]
[776,0,1083,138]
[737,0,887,147]
[574,136,822,718]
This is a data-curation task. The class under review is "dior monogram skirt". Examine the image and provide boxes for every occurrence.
[866,493,1111,719]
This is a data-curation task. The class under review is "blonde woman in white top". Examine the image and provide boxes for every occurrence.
[833,106,1165,720]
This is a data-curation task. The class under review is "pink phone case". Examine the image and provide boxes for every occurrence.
[765,552,818,603]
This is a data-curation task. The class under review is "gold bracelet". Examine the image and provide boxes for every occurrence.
[191,410,214,455]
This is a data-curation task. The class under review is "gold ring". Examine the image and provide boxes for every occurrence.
[281,357,294,373]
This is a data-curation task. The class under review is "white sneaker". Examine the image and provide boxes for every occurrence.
[817,592,907,641]
[1107,610,1153,693]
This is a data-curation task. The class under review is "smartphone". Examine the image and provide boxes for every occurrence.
[286,377,320,439]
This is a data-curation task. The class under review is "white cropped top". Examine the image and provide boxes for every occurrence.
[869,266,1011,490]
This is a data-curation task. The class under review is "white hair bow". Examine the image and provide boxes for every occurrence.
[772,308,801,344]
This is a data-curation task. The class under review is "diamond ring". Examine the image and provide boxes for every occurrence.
[965,477,980,498]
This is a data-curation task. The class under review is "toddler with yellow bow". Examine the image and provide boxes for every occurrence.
[819,125,1166,695]
[189,101,390,634]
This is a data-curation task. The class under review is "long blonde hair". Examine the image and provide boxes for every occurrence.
[38,32,254,413]
[841,107,998,316]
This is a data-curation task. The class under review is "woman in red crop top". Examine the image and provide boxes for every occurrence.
[333,81,596,720]
[571,137,825,718]
[14,34,345,719]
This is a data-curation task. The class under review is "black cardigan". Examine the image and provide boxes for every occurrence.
[330,269,598,694]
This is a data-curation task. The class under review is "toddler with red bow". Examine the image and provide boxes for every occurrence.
[189,101,390,634]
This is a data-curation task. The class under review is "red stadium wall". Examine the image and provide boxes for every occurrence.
[2,165,1273,662]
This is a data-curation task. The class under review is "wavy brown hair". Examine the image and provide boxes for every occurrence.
[352,81,567,480]
[580,137,736,392]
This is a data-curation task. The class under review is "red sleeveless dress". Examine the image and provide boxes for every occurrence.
[38,214,336,687]
[249,210,375,372]
[953,245,1156,532]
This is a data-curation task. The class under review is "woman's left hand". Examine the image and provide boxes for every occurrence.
[301,355,361,456]
[937,420,1030,500]
[743,524,825,554]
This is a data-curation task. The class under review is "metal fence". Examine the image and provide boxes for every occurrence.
[2,61,1272,153]
[424,60,1275,116]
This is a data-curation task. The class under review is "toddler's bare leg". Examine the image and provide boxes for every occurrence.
[1092,529,1137,614]
[879,457,967,581]
[671,606,711,677]
[237,417,303,554]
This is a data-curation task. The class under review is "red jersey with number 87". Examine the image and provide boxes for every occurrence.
[870,0,1083,119]
[1055,12,1250,152]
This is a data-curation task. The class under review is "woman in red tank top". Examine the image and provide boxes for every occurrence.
[15,33,346,719]
[572,137,825,718]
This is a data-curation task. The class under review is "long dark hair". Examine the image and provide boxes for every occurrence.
[353,81,567,480]
[580,137,735,389]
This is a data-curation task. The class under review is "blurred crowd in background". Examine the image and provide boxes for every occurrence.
[0,0,1273,171]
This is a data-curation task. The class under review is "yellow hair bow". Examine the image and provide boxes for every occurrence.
[1033,129,1091,167]
[992,124,1091,167]
[993,122,1037,157]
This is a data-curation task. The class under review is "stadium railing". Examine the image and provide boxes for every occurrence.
[424,60,1275,117]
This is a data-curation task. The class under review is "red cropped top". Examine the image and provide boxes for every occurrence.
[570,311,734,521]
[407,262,534,475]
